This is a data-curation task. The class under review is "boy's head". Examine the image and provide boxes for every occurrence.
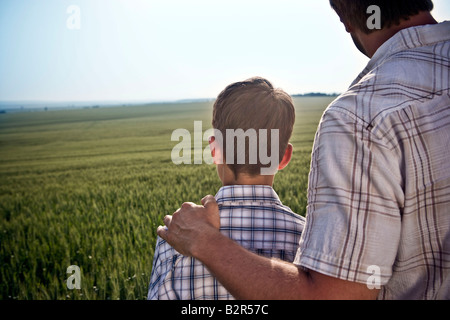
[211,77,295,183]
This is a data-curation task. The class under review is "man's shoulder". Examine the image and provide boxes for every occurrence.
[328,23,449,125]
[327,60,447,127]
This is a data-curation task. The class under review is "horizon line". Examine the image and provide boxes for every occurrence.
[0,92,340,106]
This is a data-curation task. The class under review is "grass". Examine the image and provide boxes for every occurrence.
[0,97,332,300]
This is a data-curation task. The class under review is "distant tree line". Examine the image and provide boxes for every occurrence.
[292,92,340,97]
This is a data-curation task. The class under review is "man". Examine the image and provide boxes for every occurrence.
[158,0,450,299]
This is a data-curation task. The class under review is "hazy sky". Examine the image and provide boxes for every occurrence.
[0,0,449,102]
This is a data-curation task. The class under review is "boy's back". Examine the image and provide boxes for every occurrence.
[148,185,304,300]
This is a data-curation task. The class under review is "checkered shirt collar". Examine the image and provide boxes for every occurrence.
[215,185,282,206]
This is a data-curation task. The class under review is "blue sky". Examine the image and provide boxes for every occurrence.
[0,0,449,103]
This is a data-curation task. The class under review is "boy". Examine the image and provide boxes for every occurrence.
[148,77,305,300]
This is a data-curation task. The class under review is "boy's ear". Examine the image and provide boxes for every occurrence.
[209,136,223,165]
[278,143,293,171]
[208,136,216,159]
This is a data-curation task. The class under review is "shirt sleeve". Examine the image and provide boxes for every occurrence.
[294,108,404,286]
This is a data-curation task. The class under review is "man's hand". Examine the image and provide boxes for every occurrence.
[157,195,221,256]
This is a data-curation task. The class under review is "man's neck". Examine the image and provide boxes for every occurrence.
[362,11,438,58]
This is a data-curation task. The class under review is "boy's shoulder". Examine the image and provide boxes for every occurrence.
[215,185,305,221]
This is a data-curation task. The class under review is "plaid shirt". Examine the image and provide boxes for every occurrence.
[148,185,305,300]
[294,21,450,300]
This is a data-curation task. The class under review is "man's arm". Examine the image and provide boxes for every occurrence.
[157,196,379,300]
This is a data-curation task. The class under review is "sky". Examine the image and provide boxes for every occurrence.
[0,0,449,103]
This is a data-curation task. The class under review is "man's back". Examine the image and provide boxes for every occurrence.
[296,21,450,299]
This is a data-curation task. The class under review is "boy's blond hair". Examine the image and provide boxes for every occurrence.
[212,77,295,178]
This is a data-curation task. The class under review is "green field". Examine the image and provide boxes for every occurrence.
[0,97,332,300]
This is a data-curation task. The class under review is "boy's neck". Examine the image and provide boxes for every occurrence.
[218,165,275,187]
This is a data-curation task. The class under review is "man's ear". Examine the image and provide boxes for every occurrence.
[339,15,355,33]
[278,143,293,171]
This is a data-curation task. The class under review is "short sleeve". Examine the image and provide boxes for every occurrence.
[294,108,404,286]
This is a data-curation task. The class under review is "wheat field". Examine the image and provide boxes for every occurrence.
[0,97,332,300]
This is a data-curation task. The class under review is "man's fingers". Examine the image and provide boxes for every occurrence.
[157,197,218,242]
[201,195,220,229]
[156,215,173,241]
[201,195,219,211]
[201,195,214,206]
[155,196,221,256]
[163,215,172,227]
[157,225,168,240]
